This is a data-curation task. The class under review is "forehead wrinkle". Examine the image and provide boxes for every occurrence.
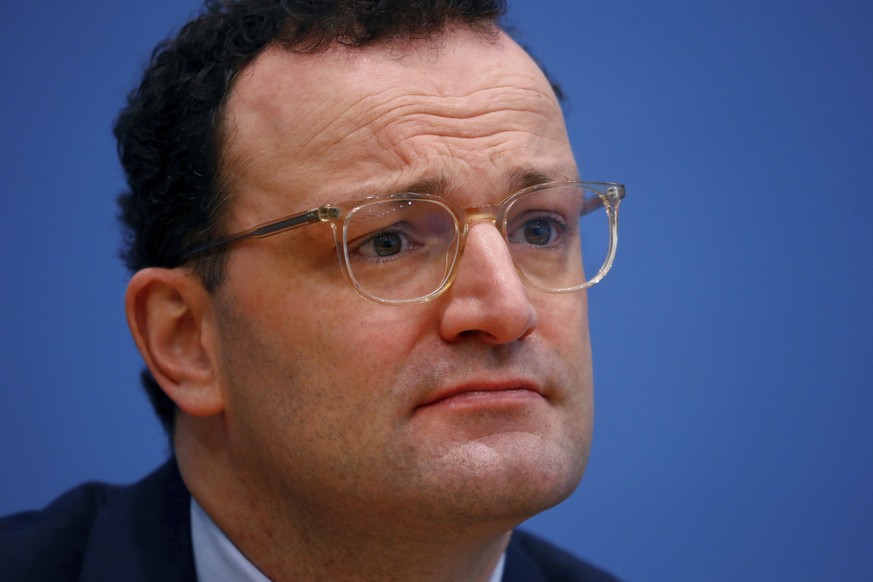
[344,100,565,186]
[225,30,561,174]
[355,83,560,138]
[301,51,561,151]
[220,29,574,231]
[318,105,572,207]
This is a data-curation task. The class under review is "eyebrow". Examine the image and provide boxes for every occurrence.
[216,165,578,249]
[401,174,450,197]
[325,166,577,209]
[506,167,568,192]
[399,167,576,199]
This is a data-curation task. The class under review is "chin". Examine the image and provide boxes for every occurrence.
[493,436,588,515]
[411,431,590,526]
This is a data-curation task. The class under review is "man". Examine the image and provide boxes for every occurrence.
[1,1,624,580]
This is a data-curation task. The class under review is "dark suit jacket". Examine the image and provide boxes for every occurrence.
[1,461,620,581]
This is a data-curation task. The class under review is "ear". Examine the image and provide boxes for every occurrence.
[125,268,224,417]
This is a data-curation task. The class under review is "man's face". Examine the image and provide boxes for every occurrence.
[208,28,593,532]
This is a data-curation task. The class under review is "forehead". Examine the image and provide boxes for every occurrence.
[220,28,574,223]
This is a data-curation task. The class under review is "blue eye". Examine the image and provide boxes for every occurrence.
[508,214,565,247]
[523,219,555,245]
[370,232,403,256]
[352,228,417,260]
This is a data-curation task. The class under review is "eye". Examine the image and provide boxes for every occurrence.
[508,215,565,247]
[352,229,416,259]
[370,232,403,257]
[522,219,555,245]
[345,201,456,265]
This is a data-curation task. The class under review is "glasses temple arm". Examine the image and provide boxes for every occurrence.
[179,207,339,261]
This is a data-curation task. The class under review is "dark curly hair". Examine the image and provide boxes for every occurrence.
[115,0,508,435]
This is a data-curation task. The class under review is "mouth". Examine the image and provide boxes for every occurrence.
[415,379,546,413]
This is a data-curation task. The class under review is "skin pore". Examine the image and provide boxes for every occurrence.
[130,25,594,582]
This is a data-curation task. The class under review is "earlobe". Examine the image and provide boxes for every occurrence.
[125,268,224,417]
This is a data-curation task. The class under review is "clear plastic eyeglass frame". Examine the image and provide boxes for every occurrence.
[181,181,625,305]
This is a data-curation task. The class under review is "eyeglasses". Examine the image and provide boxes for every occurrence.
[181,181,625,305]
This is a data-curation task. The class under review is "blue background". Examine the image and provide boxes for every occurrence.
[2,1,871,580]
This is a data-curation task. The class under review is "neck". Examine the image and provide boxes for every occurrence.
[243,520,510,582]
[175,418,514,582]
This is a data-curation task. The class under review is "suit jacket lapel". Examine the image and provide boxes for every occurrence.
[503,532,547,582]
[79,460,196,582]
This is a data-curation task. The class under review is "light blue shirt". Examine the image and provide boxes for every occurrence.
[191,498,506,581]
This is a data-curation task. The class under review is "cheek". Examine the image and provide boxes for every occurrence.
[268,290,437,417]
[538,291,591,355]
[332,312,434,386]
[538,292,594,417]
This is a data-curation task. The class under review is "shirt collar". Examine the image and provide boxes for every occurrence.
[191,497,271,582]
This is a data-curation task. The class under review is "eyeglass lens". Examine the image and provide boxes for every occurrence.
[341,185,611,302]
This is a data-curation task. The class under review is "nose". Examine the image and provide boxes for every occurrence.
[438,221,538,344]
